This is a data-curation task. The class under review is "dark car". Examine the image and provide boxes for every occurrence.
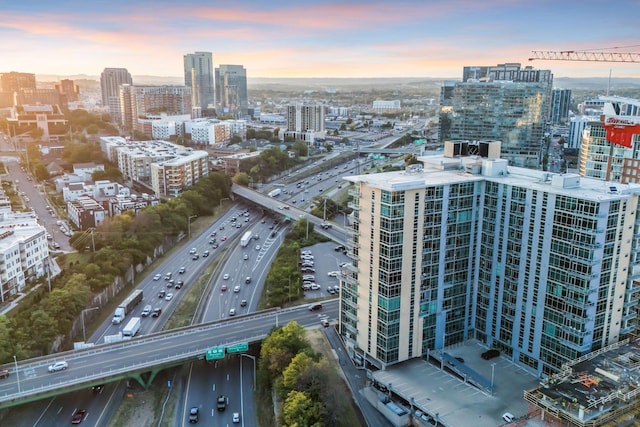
[309,303,322,311]
[217,395,228,411]
[0,369,9,379]
[91,384,104,394]
[189,406,199,423]
[71,409,87,424]
[334,245,346,252]
[152,307,162,317]
[179,266,186,274]
[158,289,166,298]
[481,349,500,360]
[175,280,184,289]
[240,299,247,307]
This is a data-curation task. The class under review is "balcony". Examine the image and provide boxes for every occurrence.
[622,311,638,322]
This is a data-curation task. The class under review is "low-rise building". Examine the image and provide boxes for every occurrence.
[67,196,107,230]
[0,212,48,302]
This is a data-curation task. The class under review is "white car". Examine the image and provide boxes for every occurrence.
[153,273,162,281]
[328,271,340,277]
[48,361,68,372]
[502,412,515,423]
[229,308,236,316]
[223,274,230,280]
[165,293,174,301]
[243,254,249,260]
[255,245,261,251]
[189,247,197,254]
[232,412,240,423]
[233,285,241,293]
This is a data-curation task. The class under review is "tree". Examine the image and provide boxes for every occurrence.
[232,172,250,186]
[291,141,308,157]
[282,390,322,427]
[34,164,50,181]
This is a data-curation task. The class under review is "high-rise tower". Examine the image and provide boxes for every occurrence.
[215,64,248,118]
[101,68,132,124]
[184,52,215,113]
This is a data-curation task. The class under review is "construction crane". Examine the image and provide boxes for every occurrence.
[529,46,640,63]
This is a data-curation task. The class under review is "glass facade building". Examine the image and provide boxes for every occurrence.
[341,148,640,376]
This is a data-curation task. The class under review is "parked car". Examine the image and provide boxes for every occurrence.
[48,361,68,372]
[502,412,515,423]
[481,349,500,360]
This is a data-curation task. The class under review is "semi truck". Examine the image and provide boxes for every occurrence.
[240,231,252,247]
[112,289,143,324]
[122,317,141,339]
[268,188,281,197]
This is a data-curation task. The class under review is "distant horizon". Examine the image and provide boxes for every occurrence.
[1,1,638,79]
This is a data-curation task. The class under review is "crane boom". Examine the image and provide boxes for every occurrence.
[529,50,640,63]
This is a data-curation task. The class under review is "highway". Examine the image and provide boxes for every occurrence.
[0,300,339,409]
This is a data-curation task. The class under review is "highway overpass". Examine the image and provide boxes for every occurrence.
[231,184,349,242]
[0,300,338,409]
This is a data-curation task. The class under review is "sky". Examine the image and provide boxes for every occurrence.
[1,0,639,79]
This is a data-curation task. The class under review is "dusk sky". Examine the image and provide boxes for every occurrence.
[1,0,639,79]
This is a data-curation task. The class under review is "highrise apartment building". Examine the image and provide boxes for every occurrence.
[184,52,215,112]
[550,88,572,125]
[579,97,640,183]
[56,79,80,102]
[341,142,640,376]
[215,64,248,118]
[440,63,553,169]
[119,85,192,133]
[283,104,325,143]
[101,68,132,124]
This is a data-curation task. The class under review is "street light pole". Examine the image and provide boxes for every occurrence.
[187,215,197,240]
[13,355,20,393]
[240,354,256,390]
[81,307,100,342]
[491,362,496,395]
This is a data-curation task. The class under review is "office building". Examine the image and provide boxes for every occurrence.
[0,71,36,93]
[184,52,215,112]
[440,63,553,169]
[7,104,69,144]
[341,142,640,376]
[100,68,132,124]
[373,100,401,113]
[215,64,248,118]
[55,79,80,103]
[550,88,572,125]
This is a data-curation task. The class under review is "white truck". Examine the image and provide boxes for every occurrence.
[122,317,141,339]
[241,231,252,247]
[268,188,281,197]
[112,289,143,324]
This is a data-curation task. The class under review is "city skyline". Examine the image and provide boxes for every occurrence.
[1,1,638,79]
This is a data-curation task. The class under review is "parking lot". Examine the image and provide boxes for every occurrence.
[300,241,350,302]
[369,340,540,426]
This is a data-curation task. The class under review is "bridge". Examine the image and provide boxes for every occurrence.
[0,300,338,409]
[231,184,349,242]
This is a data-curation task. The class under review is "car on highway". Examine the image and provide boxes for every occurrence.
[192,254,199,260]
[233,412,240,423]
[217,395,228,411]
[255,244,260,250]
[233,285,241,293]
[229,308,236,316]
[179,266,186,274]
[308,303,322,311]
[221,236,227,241]
[141,305,152,317]
[321,319,330,327]
[152,308,162,317]
[167,279,175,287]
[223,273,230,280]
[243,254,249,260]
[189,247,197,254]
[245,276,251,284]
[0,369,9,379]
[71,409,86,424]
[203,250,210,257]
[189,406,199,423]
[240,299,247,307]
[153,273,162,281]
[175,280,184,289]
[91,384,104,394]
[165,293,174,301]
[48,361,68,372]
[221,284,228,292]
[159,289,166,298]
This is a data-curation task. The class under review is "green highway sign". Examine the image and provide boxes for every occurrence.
[205,346,225,360]
[226,342,249,354]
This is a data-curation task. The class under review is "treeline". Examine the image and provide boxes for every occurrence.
[258,322,356,426]
[0,172,231,363]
